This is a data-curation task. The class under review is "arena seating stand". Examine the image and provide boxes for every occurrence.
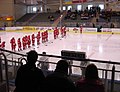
[16,13,36,22]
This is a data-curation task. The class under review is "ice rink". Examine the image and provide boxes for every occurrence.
[0,30,120,80]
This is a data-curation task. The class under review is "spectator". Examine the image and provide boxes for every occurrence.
[76,23,79,27]
[76,64,105,92]
[96,18,98,22]
[14,50,45,92]
[110,23,115,28]
[92,23,95,28]
[44,59,76,92]
[50,16,54,21]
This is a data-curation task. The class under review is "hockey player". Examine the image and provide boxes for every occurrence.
[22,37,26,50]
[41,32,45,43]
[0,37,1,43]
[54,27,59,39]
[60,27,64,38]
[63,26,66,37]
[44,31,46,42]
[54,28,57,39]
[80,25,83,34]
[17,38,22,51]
[1,41,5,49]
[36,32,41,45]
[25,35,28,49]
[56,27,59,38]
[27,35,31,48]
[43,31,46,42]
[32,34,35,46]
[10,37,16,51]
[46,30,48,42]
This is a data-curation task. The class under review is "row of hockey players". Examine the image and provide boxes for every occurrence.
[10,30,48,51]
[54,26,66,39]
[0,26,67,51]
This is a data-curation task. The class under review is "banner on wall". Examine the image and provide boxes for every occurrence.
[72,0,79,3]
[68,27,97,32]
[23,26,36,30]
[5,27,23,31]
[0,27,5,30]
[64,0,72,4]
[72,0,87,3]
[108,0,118,3]
[64,0,87,4]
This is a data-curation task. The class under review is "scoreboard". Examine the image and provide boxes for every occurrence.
[61,50,86,59]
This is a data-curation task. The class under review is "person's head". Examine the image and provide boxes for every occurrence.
[42,52,46,55]
[85,64,99,80]
[27,50,38,65]
[55,60,69,75]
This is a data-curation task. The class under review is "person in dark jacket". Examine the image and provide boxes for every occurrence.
[14,50,45,92]
[76,63,105,92]
[44,59,76,92]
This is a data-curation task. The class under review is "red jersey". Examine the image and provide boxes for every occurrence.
[1,41,5,49]
[17,38,21,48]
[27,35,31,45]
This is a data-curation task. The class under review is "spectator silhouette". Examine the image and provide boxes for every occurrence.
[14,50,45,92]
[76,63,105,92]
[110,23,115,28]
[76,23,79,27]
[44,59,76,92]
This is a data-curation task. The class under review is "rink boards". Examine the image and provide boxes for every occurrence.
[0,26,120,34]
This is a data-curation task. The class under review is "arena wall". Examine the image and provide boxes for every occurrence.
[0,0,14,16]
[14,4,27,20]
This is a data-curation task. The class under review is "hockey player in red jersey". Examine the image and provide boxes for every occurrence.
[22,37,26,50]
[27,35,31,48]
[54,27,59,39]
[54,28,57,39]
[43,31,45,42]
[42,32,45,43]
[36,31,41,45]
[10,37,16,51]
[80,25,83,34]
[63,26,66,37]
[1,41,5,49]
[56,27,59,38]
[17,38,22,51]
[60,27,64,38]
[32,34,35,46]
[25,35,28,49]
[44,31,46,42]
[38,31,41,39]
[45,30,48,42]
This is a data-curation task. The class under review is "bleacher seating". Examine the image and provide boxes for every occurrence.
[29,12,61,22]
[61,11,93,27]
[16,13,36,22]
[15,11,120,28]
